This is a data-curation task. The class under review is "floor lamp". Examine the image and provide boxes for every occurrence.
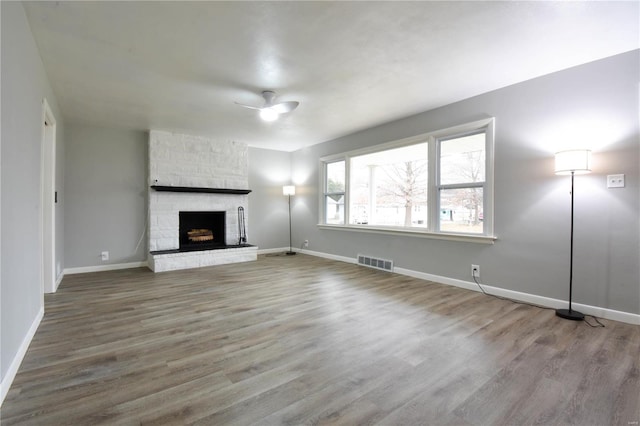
[283,185,296,255]
[554,149,591,321]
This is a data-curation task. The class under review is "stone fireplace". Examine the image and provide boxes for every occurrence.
[147,130,257,272]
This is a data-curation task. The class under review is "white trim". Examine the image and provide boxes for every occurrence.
[484,117,495,236]
[394,267,639,325]
[64,261,148,275]
[294,248,357,264]
[1,306,44,406]
[296,249,639,325]
[55,272,64,287]
[40,98,57,294]
[317,224,496,244]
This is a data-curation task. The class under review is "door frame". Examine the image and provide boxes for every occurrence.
[41,98,57,294]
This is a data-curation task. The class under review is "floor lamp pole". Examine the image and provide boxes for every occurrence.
[286,194,295,255]
[556,171,584,321]
[569,171,574,312]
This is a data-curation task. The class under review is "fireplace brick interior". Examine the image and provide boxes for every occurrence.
[179,211,226,251]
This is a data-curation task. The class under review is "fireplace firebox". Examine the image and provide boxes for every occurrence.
[179,211,226,251]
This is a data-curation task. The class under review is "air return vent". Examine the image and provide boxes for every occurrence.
[357,254,394,272]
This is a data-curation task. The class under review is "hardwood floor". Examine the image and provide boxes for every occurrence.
[2,254,639,425]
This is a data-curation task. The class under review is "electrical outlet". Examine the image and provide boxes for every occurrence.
[304,239,309,248]
[607,174,625,188]
[471,264,480,278]
[101,251,109,261]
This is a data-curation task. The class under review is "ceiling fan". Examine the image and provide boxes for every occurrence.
[235,91,299,122]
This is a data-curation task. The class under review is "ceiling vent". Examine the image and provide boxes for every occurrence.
[357,254,393,272]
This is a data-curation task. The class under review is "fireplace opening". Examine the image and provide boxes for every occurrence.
[179,211,226,251]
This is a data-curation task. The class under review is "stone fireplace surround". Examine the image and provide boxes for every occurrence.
[147,130,257,272]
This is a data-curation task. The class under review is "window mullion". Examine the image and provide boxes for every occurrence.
[484,119,495,236]
[344,156,351,225]
[439,182,484,190]
[319,160,326,224]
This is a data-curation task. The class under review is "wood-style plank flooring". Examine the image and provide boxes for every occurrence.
[2,254,639,425]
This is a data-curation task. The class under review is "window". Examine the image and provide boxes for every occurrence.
[350,143,428,228]
[324,160,346,224]
[438,132,486,234]
[320,118,494,239]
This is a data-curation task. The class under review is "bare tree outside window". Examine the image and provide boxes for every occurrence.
[378,160,428,226]
[440,133,485,233]
[350,143,428,227]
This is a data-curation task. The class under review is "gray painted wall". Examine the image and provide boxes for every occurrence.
[292,50,639,315]
[64,125,147,268]
[248,147,293,250]
[1,2,65,380]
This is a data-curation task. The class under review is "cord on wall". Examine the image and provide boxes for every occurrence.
[133,204,149,255]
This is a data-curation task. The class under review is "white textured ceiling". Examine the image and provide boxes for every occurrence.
[24,1,639,152]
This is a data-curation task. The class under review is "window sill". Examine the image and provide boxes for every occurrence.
[317,224,496,244]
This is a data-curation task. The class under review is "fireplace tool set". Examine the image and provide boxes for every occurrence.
[238,206,247,245]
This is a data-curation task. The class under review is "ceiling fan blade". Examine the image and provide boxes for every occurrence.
[234,101,263,111]
[271,101,299,114]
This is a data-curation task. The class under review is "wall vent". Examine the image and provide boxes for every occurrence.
[357,254,394,272]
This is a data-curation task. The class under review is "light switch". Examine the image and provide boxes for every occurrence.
[607,174,625,188]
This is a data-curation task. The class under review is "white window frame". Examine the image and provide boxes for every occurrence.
[322,159,347,225]
[319,118,496,243]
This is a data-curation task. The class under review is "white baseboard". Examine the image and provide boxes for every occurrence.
[53,272,64,292]
[295,250,640,325]
[393,267,640,325]
[256,247,353,259]
[64,261,148,275]
[295,248,357,264]
[1,306,44,406]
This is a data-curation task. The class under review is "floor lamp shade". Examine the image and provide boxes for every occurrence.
[555,149,591,175]
[283,185,296,196]
[555,149,591,321]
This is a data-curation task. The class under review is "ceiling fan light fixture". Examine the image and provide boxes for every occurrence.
[236,91,299,122]
[259,108,279,122]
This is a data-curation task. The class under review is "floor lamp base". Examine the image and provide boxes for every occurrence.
[555,308,585,321]
[285,251,297,256]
